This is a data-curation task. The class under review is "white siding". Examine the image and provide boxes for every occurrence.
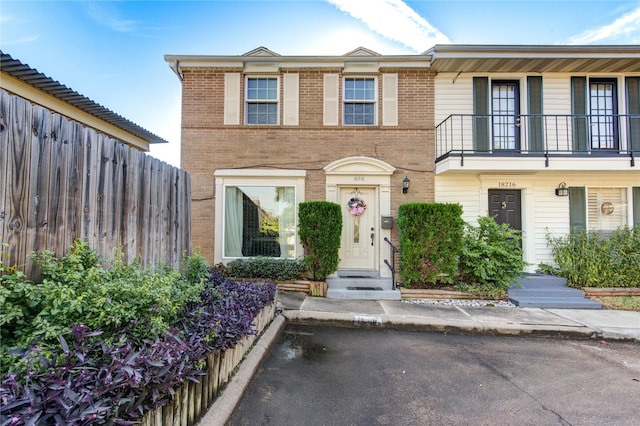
[541,74,573,151]
[434,73,474,123]
[436,171,640,270]
[434,74,474,153]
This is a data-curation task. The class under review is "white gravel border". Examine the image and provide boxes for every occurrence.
[403,299,516,308]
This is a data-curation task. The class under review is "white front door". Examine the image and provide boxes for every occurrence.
[339,187,377,270]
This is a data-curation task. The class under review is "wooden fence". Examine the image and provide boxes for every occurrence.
[140,303,276,426]
[0,89,191,279]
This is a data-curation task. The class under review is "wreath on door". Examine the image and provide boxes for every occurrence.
[347,197,367,216]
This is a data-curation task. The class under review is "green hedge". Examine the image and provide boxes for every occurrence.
[225,257,306,281]
[397,203,464,287]
[298,201,342,280]
[545,226,640,288]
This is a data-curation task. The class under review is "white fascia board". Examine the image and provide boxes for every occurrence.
[381,61,431,68]
[214,169,307,178]
[244,62,280,73]
[279,62,345,69]
[171,60,244,69]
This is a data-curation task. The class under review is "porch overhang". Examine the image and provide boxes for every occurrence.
[426,45,640,74]
[435,154,636,175]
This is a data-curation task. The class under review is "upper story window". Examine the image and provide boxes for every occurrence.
[246,77,278,125]
[343,77,377,125]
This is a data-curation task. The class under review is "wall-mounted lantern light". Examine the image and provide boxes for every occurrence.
[555,182,569,197]
[402,176,410,194]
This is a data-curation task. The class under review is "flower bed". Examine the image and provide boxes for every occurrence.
[1,260,276,425]
[139,303,275,425]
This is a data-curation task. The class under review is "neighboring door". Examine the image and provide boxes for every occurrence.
[339,187,376,270]
[590,79,618,150]
[488,189,522,232]
[492,80,521,150]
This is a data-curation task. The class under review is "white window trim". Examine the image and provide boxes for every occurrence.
[213,169,306,264]
[244,75,280,125]
[343,76,378,126]
[586,186,628,232]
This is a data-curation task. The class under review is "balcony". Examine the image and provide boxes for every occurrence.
[435,114,639,173]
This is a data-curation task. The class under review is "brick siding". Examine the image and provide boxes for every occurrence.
[181,66,436,262]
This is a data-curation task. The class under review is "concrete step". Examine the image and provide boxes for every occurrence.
[326,276,399,300]
[326,277,394,291]
[337,269,380,278]
[509,296,602,309]
[514,274,568,288]
[327,287,401,301]
[508,287,585,298]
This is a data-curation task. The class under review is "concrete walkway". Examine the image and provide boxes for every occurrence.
[281,293,640,341]
[198,292,640,425]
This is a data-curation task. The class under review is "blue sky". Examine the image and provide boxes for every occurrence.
[2,0,639,166]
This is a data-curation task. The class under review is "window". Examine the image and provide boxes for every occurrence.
[344,77,376,125]
[246,77,278,124]
[587,188,627,233]
[572,77,620,151]
[589,79,618,150]
[215,170,305,262]
[491,81,520,150]
[224,186,295,258]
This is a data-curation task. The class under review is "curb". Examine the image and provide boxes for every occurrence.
[197,315,286,426]
[281,310,599,340]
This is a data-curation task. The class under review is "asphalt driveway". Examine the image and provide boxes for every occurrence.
[229,325,640,425]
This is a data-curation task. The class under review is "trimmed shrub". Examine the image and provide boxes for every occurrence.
[398,203,464,287]
[546,226,640,288]
[457,215,527,296]
[298,201,342,280]
[226,257,306,281]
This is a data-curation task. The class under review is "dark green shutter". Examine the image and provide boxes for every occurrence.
[627,77,640,152]
[569,187,586,232]
[633,187,640,228]
[527,76,544,152]
[473,77,490,152]
[571,77,588,152]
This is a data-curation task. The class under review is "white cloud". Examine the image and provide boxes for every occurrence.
[567,4,640,44]
[1,35,40,46]
[85,2,138,33]
[326,0,451,52]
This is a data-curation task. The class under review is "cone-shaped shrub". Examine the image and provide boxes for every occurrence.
[298,201,342,280]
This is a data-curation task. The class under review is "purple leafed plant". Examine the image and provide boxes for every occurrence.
[0,271,276,425]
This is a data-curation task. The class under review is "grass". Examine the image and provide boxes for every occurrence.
[590,296,640,311]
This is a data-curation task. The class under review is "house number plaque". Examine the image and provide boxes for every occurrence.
[498,182,517,188]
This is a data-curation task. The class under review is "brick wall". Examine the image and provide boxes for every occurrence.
[181,66,435,263]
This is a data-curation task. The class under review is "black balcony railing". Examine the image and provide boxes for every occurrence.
[435,114,639,167]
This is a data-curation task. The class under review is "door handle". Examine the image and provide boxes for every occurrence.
[370,230,375,246]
